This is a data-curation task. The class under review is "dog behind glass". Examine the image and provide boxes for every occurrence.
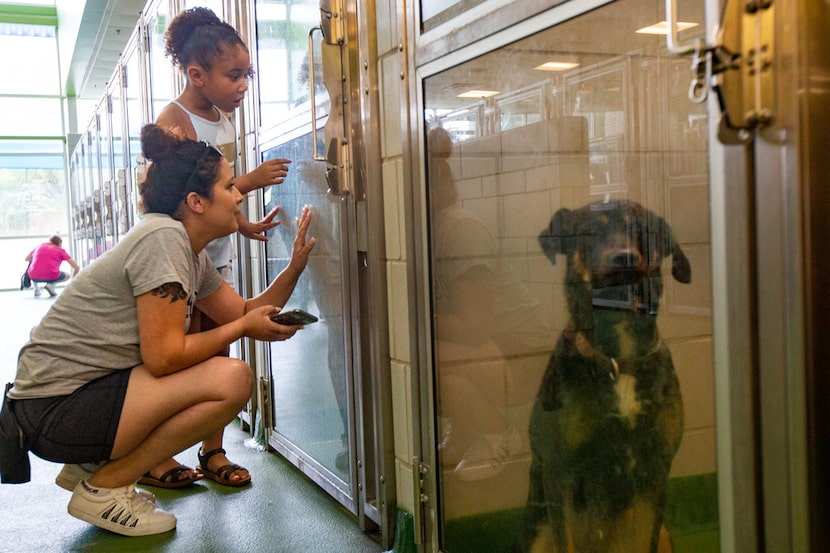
[518,199,690,553]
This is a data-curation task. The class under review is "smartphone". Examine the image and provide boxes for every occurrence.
[270,308,318,326]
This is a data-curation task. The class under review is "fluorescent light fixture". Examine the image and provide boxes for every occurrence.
[534,61,580,71]
[636,21,698,35]
[457,90,500,98]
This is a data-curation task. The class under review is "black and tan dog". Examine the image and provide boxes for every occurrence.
[517,199,691,553]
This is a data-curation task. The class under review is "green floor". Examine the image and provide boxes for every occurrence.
[0,421,385,552]
[440,473,721,552]
[0,289,384,553]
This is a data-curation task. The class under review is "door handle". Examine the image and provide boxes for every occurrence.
[664,0,699,56]
[308,26,327,162]
[308,1,352,198]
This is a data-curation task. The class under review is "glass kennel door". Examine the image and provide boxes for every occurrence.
[423,1,718,551]
[254,0,358,513]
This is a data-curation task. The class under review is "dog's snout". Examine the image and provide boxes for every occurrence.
[606,249,643,268]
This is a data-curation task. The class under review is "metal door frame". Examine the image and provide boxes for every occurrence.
[239,0,393,543]
[400,0,809,550]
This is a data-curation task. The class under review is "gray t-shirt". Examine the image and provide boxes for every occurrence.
[10,214,224,399]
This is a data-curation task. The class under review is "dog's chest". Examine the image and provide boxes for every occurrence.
[612,369,642,426]
[560,365,643,441]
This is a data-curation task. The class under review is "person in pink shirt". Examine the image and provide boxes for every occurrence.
[26,235,80,297]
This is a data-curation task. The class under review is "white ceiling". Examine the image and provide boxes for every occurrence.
[65,0,144,98]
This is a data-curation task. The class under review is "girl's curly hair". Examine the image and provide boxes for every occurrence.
[164,6,253,80]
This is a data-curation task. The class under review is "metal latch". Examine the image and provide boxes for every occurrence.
[666,0,774,144]
[325,136,352,198]
[319,0,345,45]
[308,0,352,199]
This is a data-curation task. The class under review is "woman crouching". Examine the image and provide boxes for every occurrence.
[0,124,315,536]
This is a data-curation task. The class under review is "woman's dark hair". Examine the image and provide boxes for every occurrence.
[140,124,224,217]
[165,7,252,79]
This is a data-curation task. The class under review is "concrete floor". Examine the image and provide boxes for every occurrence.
[0,288,386,553]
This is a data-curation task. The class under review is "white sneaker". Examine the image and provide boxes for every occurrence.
[56,464,157,504]
[454,427,524,481]
[56,463,98,491]
[44,283,57,296]
[33,286,41,297]
[67,480,175,536]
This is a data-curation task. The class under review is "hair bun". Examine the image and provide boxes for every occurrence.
[140,124,182,163]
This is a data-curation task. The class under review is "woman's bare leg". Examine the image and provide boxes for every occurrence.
[86,356,253,489]
[198,428,250,483]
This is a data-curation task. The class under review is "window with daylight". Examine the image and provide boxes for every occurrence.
[0,3,68,289]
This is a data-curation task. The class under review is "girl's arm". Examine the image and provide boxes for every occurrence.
[234,158,291,194]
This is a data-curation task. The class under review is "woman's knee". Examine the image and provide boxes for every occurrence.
[212,358,254,405]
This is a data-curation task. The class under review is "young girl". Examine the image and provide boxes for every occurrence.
[0,124,314,536]
[147,6,289,488]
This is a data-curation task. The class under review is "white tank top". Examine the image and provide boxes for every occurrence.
[172,101,238,269]
[171,100,238,170]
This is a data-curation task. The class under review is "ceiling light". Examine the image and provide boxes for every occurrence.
[457,90,500,98]
[534,61,580,71]
[636,21,698,35]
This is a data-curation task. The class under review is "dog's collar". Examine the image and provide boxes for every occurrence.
[567,328,664,381]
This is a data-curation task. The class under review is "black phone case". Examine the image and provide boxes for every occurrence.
[271,309,318,325]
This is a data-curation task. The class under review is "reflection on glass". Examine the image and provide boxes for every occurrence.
[425,1,715,552]
[254,0,325,128]
[147,5,175,121]
[124,47,143,232]
[421,0,487,31]
[262,134,350,483]
[97,101,113,252]
[109,82,123,237]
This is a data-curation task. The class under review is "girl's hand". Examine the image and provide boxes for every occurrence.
[243,305,301,342]
[237,206,281,242]
[249,158,291,190]
[287,206,316,273]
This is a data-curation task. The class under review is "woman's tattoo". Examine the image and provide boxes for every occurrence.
[152,282,187,303]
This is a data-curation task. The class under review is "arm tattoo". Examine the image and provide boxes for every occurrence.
[151,282,187,303]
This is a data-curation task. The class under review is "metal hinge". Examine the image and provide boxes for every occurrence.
[258,377,272,431]
[667,0,775,144]
[141,23,149,54]
[411,456,428,545]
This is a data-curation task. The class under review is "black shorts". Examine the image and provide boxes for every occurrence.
[10,370,130,464]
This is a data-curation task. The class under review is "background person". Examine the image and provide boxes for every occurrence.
[25,235,80,297]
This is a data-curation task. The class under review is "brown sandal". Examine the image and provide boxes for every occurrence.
[137,464,202,489]
[197,447,251,487]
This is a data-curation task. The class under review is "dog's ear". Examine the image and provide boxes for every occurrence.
[539,208,574,264]
[650,214,692,283]
[670,241,692,283]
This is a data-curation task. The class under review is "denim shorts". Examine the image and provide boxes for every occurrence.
[9,369,130,464]
[30,270,68,284]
